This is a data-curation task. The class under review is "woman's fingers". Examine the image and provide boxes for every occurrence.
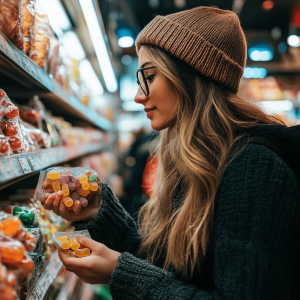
[43,193,56,210]
[41,193,49,206]
[73,200,82,216]
[52,191,63,215]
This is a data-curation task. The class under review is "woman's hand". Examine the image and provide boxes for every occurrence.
[58,236,121,284]
[41,178,102,223]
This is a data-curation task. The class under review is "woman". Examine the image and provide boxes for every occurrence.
[42,6,300,299]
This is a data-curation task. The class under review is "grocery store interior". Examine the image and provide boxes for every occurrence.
[0,0,300,299]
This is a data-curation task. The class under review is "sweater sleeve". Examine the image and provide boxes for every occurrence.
[72,183,141,254]
[109,144,300,300]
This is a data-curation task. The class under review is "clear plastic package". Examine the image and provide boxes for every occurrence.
[0,263,18,300]
[0,0,23,50]
[20,0,36,55]
[47,35,60,76]
[52,230,91,258]
[34,166,101,210]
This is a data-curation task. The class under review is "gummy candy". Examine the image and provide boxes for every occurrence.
[6,107,19,119]
[85,172,92,177]
[0,89,5,98]
[62,183,69,196]
[2,121,18,136]
[61,240,71,249]
[68,182,76,190]
[1,286,17,300]
[79,175,88,183]
[71,192,80,200]
[0,217,21,236]
[6,271,17,288]
[59,176,69,184]
[8,136,21,150]
[45,177,54,184]
[47,171,61,180]
[62,170,72,176]
[57,236,68,242]
[77,186,89,197]
[74,248,90,257]
[0,242,25,264]
[52,180,61,193]
[16,253,34,277]
[23,233,37,252]
[72,176,80,186]
[0,136,10,154]
[63,197,73,208]
[89,182,99,192]
[82,181,89,190]
[70,238,80,250]
[79,197,88,207]
[89,174,97,182]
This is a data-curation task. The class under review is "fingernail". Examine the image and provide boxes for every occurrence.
[57,191,63,196]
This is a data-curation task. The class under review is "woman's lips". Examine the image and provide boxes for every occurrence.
[146,108,156,118]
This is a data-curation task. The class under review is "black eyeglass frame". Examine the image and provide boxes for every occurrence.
[136,66,156,96]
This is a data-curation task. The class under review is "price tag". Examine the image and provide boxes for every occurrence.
[18,157,32,174]
[28,156,37,170]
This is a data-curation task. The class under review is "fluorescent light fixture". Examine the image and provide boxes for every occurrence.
[39,0,71,37]
[258,100,293,113]
[122,101,144,111]
[79,59,104,96]
[79,0,118,93]
[243,67,267,78]
[118,36,134,48]
[60,31,86,60]
[249,49,273,61]
[287,35,300,47]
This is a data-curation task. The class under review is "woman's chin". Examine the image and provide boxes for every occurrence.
[151,120,170,131]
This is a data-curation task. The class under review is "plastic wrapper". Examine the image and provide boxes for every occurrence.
[34,166,101,210]
[20,0,36,55]
[0,263,18,300]
[30,3,51,69]
[0,0,23,50]
[52,230,91,258]
[0,90,28,154]
[19,104,42,128]
[47,35,60,76]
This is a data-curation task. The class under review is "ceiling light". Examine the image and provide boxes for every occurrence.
[117,28,134,48]
[243,67,267,78]
[60,31,86,60]
[248,41,274,61]
[287,35,300,47]
[79,0,118,93]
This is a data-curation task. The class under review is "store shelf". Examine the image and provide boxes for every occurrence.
[27,252,63,300]
[0,31,112,132]
[0,144,104,187]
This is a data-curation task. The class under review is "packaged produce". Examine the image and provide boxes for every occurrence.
[20,0,36,55]
[34,167,100,210]
[30,3,51,69]
[0,90,28,154]
[52,230,91,258]
[0,0,23,50]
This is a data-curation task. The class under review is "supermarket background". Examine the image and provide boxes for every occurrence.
[0,0,300,299]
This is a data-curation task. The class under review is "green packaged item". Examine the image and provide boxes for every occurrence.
[13,207,35,225]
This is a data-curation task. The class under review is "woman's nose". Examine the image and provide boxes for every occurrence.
[134,86,147,104]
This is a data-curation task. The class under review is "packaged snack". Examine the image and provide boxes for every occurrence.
[0,264,18,300]
[47,35,60,76]
[29,2,51,69]
[20,0,36,55]
[34,167,101,210]
[0,0,23,50]
[52,230,91,258]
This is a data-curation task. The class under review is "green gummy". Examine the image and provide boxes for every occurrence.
[19,211,35,225]
[89,174,97,182]
[13,207,23,215]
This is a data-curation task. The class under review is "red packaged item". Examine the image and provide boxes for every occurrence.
[0,0,23,50]
[0,134,11,156]
[0,264,18,300]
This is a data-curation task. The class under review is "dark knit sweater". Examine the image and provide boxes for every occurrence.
[74,124,300,299]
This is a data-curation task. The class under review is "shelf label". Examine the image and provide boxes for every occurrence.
[28,156,36,170]
[18,157,32,174]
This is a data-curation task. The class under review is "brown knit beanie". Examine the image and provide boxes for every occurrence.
[136,6,247,93]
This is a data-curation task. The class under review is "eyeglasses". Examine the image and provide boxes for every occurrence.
[136,66,156,96]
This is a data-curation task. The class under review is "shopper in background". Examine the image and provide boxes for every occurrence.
[41,6,300,299]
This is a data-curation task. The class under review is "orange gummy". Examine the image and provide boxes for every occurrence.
[82,181,89,190]
[61,240,71,249]
[62,183,69,196]
[47,171,61,180]
[74,247,90,257]
[77,186,89,197]
[79,175,88,183]
[57,236,68,242]
[45,177,54,184]
[63,197,73,208]
[1,286,17,300]
[52,180,61,193]
[85,172,92,177]
[6,270,17,288]
[0,242,25,264]
[70,238,80,250]
[0,217,21,236]
[16,253,34,277]
[89,182,99,192]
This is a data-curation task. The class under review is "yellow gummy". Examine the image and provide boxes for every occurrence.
[57,236,68,242]
[77,186,89,197]
[62,183,70,196]
[63,197,73,208]
[61,240,71,249]
[85,172,92,177]
[89,182,98,192]
[52,180,61,192]
[82,181,89,190]
[74,248,90,257]
[70,238,80,250]
[47,171,61,180]
[79,175,88,184]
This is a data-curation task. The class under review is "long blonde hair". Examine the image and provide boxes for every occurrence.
[138,45,285,278]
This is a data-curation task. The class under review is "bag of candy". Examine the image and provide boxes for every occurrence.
[0,263,18,300]
[52,230,91,258]
[34,166,101,210]
[0,0,23,50]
